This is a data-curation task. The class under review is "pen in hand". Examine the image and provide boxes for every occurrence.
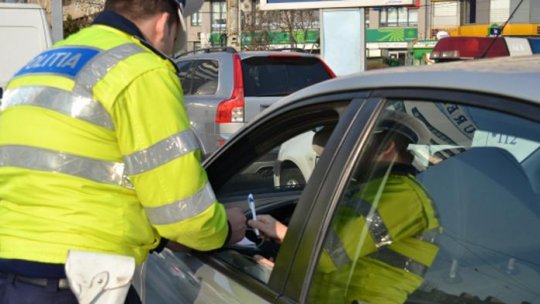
[248,193,260,237]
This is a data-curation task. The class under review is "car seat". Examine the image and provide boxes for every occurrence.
[312,126,334,157]
[416,147,540,301]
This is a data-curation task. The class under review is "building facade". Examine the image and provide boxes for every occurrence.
[183,0,539,65]
[185,0,426,66]
[430,0,540,37]
[6,0,538,64]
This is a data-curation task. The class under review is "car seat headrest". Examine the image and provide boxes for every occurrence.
[312,127,334,156]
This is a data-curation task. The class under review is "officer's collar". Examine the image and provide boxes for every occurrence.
[92,11,179,72]
[93,11,145,41]
[395,164,418,176]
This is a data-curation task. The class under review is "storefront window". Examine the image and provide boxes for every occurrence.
[387,7,398,27]
[191,11,202,27]
[396,7,405,26]
[380,9,387,26]
[379,7,418,27]
[211,0,226,31]
[409,9,418,26]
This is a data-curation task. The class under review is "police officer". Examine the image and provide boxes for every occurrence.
[249,111,440,303]
[0,0,246,303]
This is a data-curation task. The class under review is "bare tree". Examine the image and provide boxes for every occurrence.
[277,10,318,49]
[240,0,319,51]
[68,0,104,16]
[62,0,104,36]
[31,0,103,17]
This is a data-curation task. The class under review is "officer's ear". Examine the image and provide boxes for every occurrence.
[378,139,397,161]
[154,12,170,43]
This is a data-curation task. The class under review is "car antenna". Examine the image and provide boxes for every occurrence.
[480,0,525,58]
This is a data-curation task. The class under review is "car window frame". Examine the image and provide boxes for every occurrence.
[182,86,540,303]
[205,91,366,188]
[291,88,540,303]
[193,91,368,301]
[176,60,194,95]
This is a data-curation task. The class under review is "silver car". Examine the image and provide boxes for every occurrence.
[138,55,540,304]
[174,48,335,156]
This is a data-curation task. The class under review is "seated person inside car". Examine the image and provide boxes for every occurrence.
[248,110,441,304]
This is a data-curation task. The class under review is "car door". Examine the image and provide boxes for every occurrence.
[296,89,540,304]
[139,85,540,304]
[137,91,369,304]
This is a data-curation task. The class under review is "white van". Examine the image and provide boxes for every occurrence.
[0,2,52,99]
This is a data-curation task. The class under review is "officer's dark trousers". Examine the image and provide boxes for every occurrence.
[0,273,142,304]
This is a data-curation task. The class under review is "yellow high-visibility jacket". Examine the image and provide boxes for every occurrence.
[310,166,440,303]
[0,17,228,266]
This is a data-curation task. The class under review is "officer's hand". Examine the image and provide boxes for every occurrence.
[248,214,288,244]
[226,207,247,245]
[253,254,275,270]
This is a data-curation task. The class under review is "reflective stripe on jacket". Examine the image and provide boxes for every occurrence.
[311,171,440,304]
[0,22,228,265]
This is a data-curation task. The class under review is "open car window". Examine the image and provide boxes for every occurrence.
[211,101,350,283]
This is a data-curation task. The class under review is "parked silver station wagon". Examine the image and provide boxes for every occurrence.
[137,55,540,304]
[174,48,335,156]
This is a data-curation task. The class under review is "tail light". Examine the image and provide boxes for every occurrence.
[216,53,244,123]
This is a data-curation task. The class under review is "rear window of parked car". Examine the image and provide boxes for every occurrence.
[241,56,332,97]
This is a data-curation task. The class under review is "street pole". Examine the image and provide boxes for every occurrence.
[227,0,240,49]
[238,0,242,50]
[51,0,63,43]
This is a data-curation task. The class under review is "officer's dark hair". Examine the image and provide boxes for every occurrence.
[373,131,414,164]
[352,131,414,183]
[104,0,178,28]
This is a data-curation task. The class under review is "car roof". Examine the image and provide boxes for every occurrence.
[174,50,320,61]
[270,55,540,112]
[238,51,320,59]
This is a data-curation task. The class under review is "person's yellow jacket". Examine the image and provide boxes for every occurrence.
[0,23,228,266]
[310,168,440,303]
